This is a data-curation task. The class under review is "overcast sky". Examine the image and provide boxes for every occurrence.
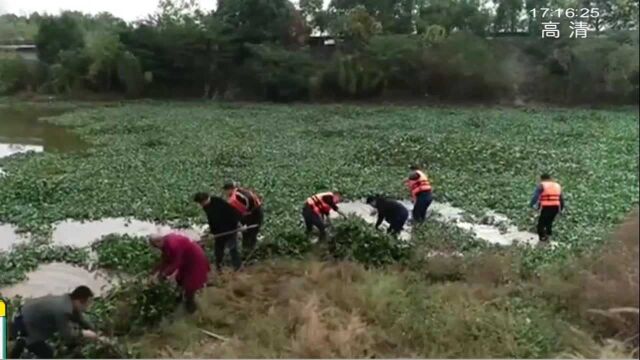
[0,0,220,22]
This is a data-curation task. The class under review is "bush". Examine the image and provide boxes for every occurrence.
[0,54,29,94]
[117,51,145,97]
[244,44,314,102]
[422,32,517,100]
[331,217,411,266]
[365,35,425,95]
[90,279,181,336]
[604,44,639,102]
[320,53,384,98]
[92,234,159,275]
[35,13,85,64]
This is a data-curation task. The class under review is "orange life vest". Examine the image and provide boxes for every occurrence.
[306,192,336,215]
[228,188,262,216]
[539,181,562,207]
[406,170,432,199]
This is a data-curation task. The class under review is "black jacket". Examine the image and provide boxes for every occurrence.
[203,196,242,234]
[373,197,408,227]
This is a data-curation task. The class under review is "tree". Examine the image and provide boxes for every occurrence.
[300,0,328,32]
[0,14,39,43]
[418,0,492,36]
[35,13,85,64]
[581,0,639,31]
[494,0,524,33]
[85,30,123,91]
[329,5,382,46]
[329,0,418,34]
[217,0,294,45]
[117,51,145,97]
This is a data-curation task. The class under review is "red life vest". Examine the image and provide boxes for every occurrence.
[406,170,432,199]
[228,188,262,216]
[306,192,337,215]
[539,181,562,207]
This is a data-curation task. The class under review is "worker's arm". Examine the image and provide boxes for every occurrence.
[74,313,94,331]
[560,193,565,212]
[159,242,184,278]
[55,312,82,342]
[529,185,542,209]
[324,195,347,218]
[375,211,384,229]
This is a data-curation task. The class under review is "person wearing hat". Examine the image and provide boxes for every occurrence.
[222,181,264,255]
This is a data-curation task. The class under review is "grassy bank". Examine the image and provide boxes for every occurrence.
[128,210,638,358]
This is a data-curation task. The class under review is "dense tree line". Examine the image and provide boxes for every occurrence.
[0,0,638,103]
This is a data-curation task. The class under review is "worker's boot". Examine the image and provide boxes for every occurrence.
[185,295,197,314]
[9,338,27,359]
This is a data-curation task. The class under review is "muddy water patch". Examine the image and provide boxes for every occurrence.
[334,200,539,246]
[0,262,114,299]
[427,202,538,246]
[0,223,29,252]
[329,201,412,241]
[0,105,87,175]
[51,217,206,248]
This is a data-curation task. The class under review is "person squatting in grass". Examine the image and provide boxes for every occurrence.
[366,195,409,237]
[302,191,347,250]
[405,165,433,223]
[223,181,264,256]
[148,232,211,314]
[193,192,242,272]
[530,173,565,243]
[9,286,103,359]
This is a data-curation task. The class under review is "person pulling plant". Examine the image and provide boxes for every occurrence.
[302,191,347,252]
[222,181,264,256]
[404,165,434,224]
[9,286,104,359]
[366,195,409,237]
[148,232,211,314]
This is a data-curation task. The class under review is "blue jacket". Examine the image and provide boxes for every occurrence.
[529,184,564,210]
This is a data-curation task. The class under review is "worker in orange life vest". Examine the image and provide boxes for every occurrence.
[223,182,263,255]
[529,173,565,243]
[404,165,433,223]
[302,191,347,243]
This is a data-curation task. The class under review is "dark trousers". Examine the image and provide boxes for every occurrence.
[537,206,560,241]
[175,278,198,314]
[214,234,241,272]
[10,340,54,359]
[388,208,409,235]
[241,206,263,254]
[302,204,327,240]
[412,191,433,223]
[9,316,54,359]
[177,290,197,314]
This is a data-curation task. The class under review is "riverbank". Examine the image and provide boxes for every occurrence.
[1,101,638,357]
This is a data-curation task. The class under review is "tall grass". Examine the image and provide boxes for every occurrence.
[130,210,639,358]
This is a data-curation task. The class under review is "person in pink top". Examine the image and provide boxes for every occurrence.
[149,233,211,313]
